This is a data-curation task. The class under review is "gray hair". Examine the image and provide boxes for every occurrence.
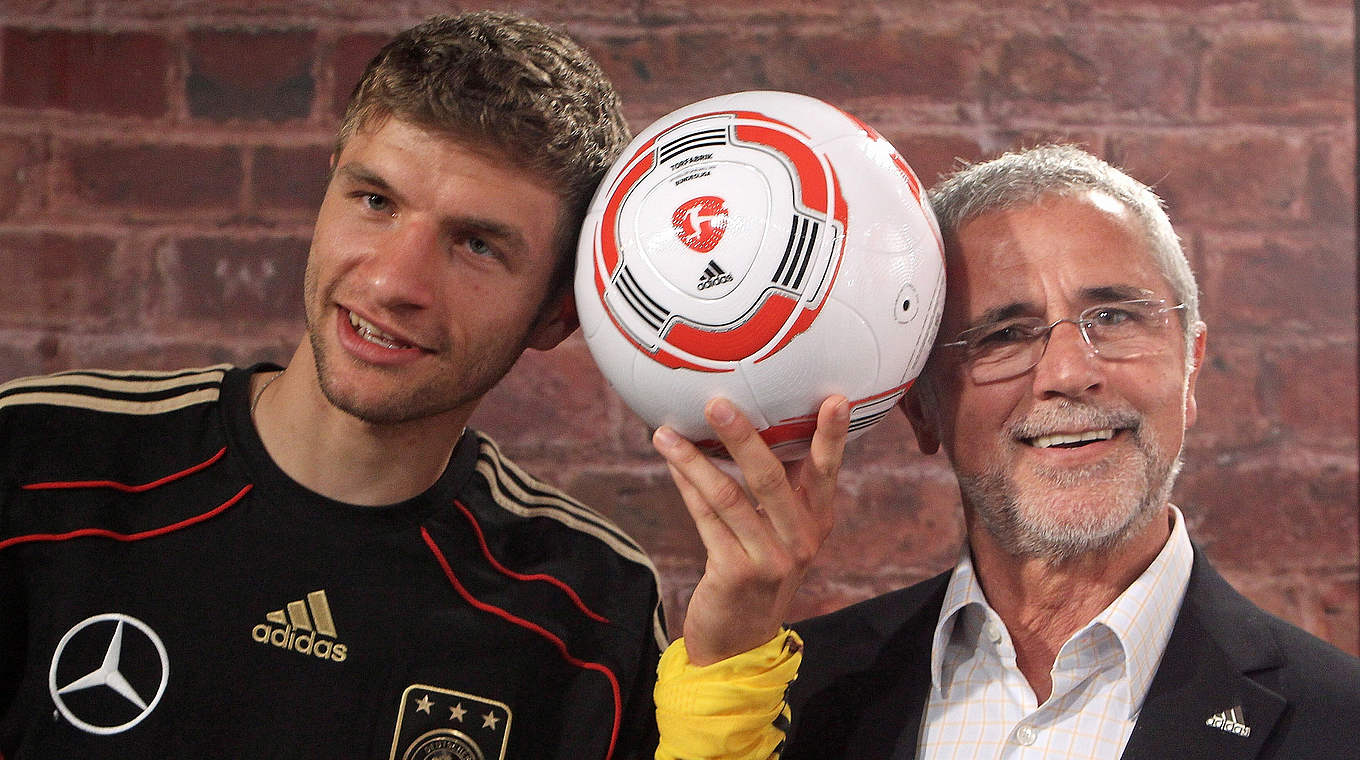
[928,144,1201,340]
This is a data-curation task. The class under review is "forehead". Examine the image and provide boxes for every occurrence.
[945,191,1170,320]
[336,118,565,250]
[339,118,541,190]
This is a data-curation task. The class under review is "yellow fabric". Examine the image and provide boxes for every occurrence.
[654,629,802,760]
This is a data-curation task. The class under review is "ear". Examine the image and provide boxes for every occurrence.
[526,289,579,351]
[1183,322,1207,429]
[900,380,941,455]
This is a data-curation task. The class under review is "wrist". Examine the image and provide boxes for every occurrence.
[654,628,803,760]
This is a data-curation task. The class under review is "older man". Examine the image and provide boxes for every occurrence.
[768,144,1359,759]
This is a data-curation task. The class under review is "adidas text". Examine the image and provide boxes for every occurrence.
[1206,713,1251,737]
[251,624,348,662]
[697,274,733,290]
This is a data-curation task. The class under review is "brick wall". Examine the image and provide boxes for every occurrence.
[0,0,1354,655]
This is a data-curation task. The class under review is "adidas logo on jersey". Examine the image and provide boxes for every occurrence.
[250,589,348,663]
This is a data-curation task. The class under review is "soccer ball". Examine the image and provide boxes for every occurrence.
[574,91,945,459]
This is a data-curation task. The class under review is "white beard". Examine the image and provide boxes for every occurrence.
[958,400,1182,562]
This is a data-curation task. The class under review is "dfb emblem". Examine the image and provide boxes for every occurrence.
[390,684,511,760]
[672,196,729,253]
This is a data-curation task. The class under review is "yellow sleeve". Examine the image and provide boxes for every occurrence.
[654,628,802,760]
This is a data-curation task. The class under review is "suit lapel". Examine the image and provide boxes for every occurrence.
[787,574,946,760]
[799,620,935,758]
[857,610,933,760]
[1121,549,1286,760]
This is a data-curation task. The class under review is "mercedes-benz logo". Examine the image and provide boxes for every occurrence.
[48,613,170,735]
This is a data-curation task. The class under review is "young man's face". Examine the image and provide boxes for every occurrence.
[302,117,572,425]
[916,191,1204,559]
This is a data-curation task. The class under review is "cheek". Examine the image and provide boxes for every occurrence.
[309,198,372,269]
[940,382,1015,462]
[1115,361,1195,453]
[1143,382,1193,441]
[302,255,318,305]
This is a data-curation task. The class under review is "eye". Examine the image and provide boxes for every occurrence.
[466,237,494,258]
[1086,304,1139,328]
[358,192,391,214]
[449,227,508,264]
[971,320,1043,349]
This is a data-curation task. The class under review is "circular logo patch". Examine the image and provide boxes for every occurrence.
[48,613,170,735]
[401,728,486,760]
[672,195,729,252]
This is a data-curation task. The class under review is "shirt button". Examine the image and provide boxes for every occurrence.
[984,621,1003,643]
[1015,724,1037,746]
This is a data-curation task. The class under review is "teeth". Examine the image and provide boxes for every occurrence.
[1030,429,1115,449]
[348,312,408,349]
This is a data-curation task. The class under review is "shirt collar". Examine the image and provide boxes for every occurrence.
[1092,504,1193,716]
[930,547,991,695]
[929,506,1194,715]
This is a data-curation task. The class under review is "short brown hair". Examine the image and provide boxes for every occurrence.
[337,11,630,282]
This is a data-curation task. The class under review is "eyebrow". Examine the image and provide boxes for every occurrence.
[336,163,394,194]
[1080,284,1157,303]
[336,162,528,251]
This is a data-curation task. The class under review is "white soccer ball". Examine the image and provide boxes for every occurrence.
[574,91,945,459]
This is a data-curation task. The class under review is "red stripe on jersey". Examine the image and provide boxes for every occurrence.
[0,484,251,552]
[421,526,623,760]
[21,447,229,492]
[452,499,609,624]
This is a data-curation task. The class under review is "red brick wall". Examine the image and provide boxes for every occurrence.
[1,1,1354,654]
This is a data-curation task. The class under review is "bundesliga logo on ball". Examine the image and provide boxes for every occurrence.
[575,91,945,459]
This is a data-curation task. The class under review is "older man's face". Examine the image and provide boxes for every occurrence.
[923,191,1204,560]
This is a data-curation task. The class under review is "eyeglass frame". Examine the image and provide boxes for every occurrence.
[936,296,1189,383]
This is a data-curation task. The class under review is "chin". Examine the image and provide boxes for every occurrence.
[320,379,458,426]
[1011,496,1158,561]
[963,456,1177,562]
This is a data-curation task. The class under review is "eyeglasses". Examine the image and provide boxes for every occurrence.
[938,298,1187,383]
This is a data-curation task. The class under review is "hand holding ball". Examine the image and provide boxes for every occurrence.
[575,91,945,459]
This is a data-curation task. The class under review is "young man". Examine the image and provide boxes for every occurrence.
[1,13,664,759]
[776,144,1360,758]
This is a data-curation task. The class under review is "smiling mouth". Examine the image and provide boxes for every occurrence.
[1027,429,1116,449]
[348,311,414,350]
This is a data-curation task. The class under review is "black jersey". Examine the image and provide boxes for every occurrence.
[0,365,666,760]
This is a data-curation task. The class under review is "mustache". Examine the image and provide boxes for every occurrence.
[1006,400,1142,440]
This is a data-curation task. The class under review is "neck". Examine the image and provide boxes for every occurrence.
[250,344,467,506]
[966,507,1173,703]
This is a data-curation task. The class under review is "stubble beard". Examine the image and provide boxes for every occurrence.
[957,401,1182,563]
[307,326,518,426]
[301,268,539,427]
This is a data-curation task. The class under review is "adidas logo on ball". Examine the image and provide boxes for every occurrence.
[697,261,733,291]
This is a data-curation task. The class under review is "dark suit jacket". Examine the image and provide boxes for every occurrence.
[785,547,1360,759]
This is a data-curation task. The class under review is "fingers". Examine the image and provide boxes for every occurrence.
[655,449,746,563]
[799,395,850,531]
[703,398,791,525]
[709,403,817,557]
[652,415,772,555]
[654,396,850,559]
[653,397,850,665]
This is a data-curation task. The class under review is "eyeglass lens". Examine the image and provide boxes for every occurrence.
[964,301,1178,383]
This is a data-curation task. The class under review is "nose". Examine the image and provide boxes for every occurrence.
[355,221,441,311]
[1030,319,1103,399]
